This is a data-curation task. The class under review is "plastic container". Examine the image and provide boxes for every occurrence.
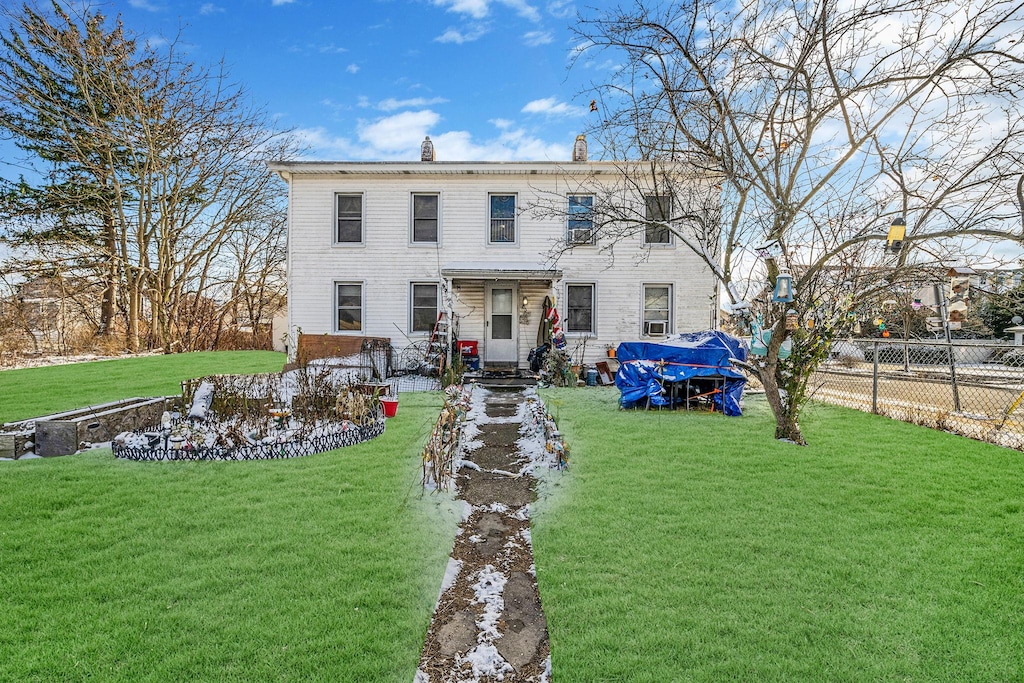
[381,398,399,418]
[464,355,480,371]
[586,368,598,386]
[458,340,479,356]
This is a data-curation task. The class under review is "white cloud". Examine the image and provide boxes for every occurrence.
[521,97,585,117]
[433,0,490,19]
[129,0,161,10]
[431,124,570,161]
[346,64,360,74]
[318,43,348,54]
[435,24,489,43]
[546,0,574,19]
[295,116,571,162]
[378,96,449,111]
[499,0,540,22]
[432,0,540,22]
[199,3,223,14]
[523,30,553,46]
[272,0,295,5]
[292,127,356,159]
[359,110,442,153]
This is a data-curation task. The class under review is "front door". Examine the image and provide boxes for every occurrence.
[484,282,518,366]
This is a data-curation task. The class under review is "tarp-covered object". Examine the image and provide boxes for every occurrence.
[615,331,748,416]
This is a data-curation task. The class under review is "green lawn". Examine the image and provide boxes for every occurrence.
[0,392,460,682]
[533,388,1024,682]
[0,351,286,423]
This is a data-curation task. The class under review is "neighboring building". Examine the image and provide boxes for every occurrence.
[269,138,719,370]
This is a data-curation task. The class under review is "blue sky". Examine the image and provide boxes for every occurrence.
[52,0,615,163]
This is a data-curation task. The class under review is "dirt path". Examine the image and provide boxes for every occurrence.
[415,386,552,683]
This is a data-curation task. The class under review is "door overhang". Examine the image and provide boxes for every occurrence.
[440,261,563,283]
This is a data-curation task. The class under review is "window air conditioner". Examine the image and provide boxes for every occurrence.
[645,321,667,336]
[568,228,594,244]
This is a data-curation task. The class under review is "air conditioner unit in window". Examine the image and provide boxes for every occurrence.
[567,228,594,244]
[644,321,667,336]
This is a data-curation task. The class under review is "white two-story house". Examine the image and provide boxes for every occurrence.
[269,137,718,371]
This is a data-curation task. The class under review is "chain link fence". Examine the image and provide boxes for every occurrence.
[812,339,1024,450]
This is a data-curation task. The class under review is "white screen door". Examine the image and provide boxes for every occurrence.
[485,282,518,365]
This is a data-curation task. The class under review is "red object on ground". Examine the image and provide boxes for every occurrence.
[381,398,399,418]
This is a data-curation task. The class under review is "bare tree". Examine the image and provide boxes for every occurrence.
[0,1,300,354]
[564,0,1024,443]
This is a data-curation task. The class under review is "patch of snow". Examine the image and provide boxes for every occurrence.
[460,643,513,680]
[520,528,532,546]
[489,468,519,478]
[539,655,552,682]
[512,505,530,521]
[437,558,463,603]
[187,380,215,421]
[468,534,484,543]
[484,502,509,514]
[461,501,474,521]
[471,564,507,641]
[414,669,431,683]
[457,459,481,471]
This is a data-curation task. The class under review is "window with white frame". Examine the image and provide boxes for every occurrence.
[643,284,671,336]
[335,193,363,244]
[489,193,516,243]
[410,282,439,333]
[644,195,672,244]
[566,283,595,333]
[567,195,595,244]
[411,193,439,243]
[335,282,363,331]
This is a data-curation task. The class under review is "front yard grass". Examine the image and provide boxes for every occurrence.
[0,392,460,682]
[0,350,286,423]
[533,388,1024,682]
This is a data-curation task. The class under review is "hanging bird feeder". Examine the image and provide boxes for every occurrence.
[886,217,906,254]
[785,309,799,330]
[772,270,794,303]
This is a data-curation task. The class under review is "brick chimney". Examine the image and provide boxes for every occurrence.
[421,136,435,162]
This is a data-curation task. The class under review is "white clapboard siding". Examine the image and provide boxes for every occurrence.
[277,162,718,368]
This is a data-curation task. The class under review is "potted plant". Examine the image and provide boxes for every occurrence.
[606,344,616,358]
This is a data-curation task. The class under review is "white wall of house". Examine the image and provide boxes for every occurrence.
[272,160,718,369]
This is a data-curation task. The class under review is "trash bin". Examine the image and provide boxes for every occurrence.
[586,368,598,386]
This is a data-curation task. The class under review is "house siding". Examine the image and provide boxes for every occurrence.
[279,164,718,369]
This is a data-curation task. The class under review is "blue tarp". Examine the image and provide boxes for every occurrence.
[615,330,748,416]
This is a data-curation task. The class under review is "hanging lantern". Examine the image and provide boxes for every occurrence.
[785,309,799,330]
[772,270,794,303]
[886,217,906,254]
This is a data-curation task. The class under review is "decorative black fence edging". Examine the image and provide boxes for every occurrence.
[112,417,386,462]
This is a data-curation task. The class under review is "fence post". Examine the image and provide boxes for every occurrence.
[872,341,879,414]
[934,284,962,413]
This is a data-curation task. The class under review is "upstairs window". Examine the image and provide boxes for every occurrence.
[489,194,516,243]
[336,282,363,331]
[643,284,671,336]
[644,195,672,244]
[410,283,439,332]
[566,283,595,334]
[336,193,363,244]
[412,194,439,243]
[567,195,595,245]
